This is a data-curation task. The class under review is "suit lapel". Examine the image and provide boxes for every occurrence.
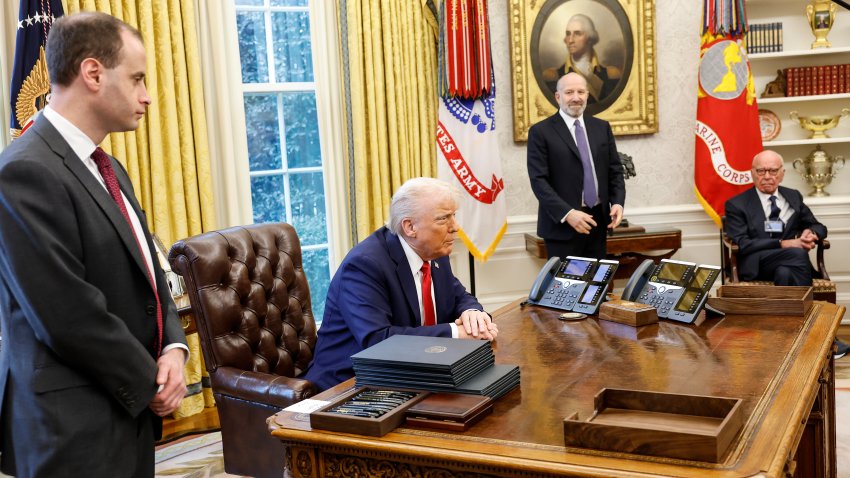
[35,121,150,281]
[550,113,580,157]
[385,230,422,324]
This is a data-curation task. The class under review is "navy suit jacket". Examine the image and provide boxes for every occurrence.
[724,186,827,280]
[304,227,483,391]
[0,118,185,476]
[527,112,626,240]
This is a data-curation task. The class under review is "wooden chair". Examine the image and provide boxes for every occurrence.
[720,218,836,303]
[168,223,318,478]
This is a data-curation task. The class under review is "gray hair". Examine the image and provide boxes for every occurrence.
[566,14,600,47]
[387,177,460,235]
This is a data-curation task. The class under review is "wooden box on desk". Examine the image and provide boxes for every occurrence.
[564,389,744,463]
[599,299,658,327]
[707,285,813,316]
[310,387,428,437]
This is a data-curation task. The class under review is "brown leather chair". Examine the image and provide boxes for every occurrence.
[168,223,318,478]
[720,217,836,303]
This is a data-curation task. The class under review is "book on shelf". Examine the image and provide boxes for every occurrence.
[783,64,850,97]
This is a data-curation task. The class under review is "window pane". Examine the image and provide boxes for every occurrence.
[289,172,327,246]
[244,94,281,171]
[281,92,321,168]
[302,248,329,321]
[271,12,314,82]
[235,0,264,5]
[236,11,268,83]
[271,0,308,6]
[250,175,286,224]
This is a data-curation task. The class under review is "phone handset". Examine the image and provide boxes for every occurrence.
[621,259,656,302]
[529,256,561,302]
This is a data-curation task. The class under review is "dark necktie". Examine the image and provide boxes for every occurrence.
[92,147,163,356]
[420,262,436,326]
[768,195,781,221]
[574,120,598,208]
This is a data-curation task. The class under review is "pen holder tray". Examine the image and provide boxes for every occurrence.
[310,387,428,437]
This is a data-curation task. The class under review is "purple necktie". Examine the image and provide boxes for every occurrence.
[574,120,598,208]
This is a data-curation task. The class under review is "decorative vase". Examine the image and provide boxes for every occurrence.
[806,0,837,49]
[789,108,850,139]
[793,146,845,197]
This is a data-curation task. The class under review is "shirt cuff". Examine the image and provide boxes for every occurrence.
[561,209,576,223]
[449,322,458,339]
[162,343,190,364]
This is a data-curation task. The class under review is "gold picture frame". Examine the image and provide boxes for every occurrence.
[508,0,658,141]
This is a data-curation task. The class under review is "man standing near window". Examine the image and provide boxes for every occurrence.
[0,12,187,477]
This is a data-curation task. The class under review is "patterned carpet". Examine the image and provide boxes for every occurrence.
[155,432,235,478]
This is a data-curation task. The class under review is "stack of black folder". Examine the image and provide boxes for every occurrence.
[352,335,520,399]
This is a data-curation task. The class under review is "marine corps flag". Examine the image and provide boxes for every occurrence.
[694,0,762,226]
[436,0,506,262]
[9,0,64,139]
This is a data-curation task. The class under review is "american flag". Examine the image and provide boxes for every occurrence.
[9,0,64,139]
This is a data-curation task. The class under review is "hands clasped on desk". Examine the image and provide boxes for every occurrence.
[456,310,499,341]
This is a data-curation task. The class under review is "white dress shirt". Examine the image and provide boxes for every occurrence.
[398,236,459,338]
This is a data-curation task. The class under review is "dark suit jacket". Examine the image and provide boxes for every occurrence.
[0,118,186,476]
[527,112,626,241]
[724,186,827,280]
[304,227,483,391]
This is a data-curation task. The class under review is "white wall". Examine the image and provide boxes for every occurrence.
[455,0,850,319]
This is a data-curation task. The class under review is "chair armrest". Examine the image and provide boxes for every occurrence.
[721,234,741,283]
[816,239,831,281]
[211,367,317,409]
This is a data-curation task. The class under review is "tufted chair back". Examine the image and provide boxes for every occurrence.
[168,223,317,478]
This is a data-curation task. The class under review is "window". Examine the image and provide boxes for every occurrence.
[234,0,330,320]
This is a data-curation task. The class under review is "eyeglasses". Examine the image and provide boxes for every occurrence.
[754,167,783,177]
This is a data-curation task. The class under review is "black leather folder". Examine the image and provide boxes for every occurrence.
[351,335,493,372]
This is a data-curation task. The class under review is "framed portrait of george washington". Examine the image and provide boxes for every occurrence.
[509,0,658,141]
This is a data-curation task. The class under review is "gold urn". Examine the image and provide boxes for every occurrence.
[806,0,837,49]
[793,146,845,197]
[790,108,850,139]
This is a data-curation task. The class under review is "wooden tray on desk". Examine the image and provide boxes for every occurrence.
[707,285,813,316]
[310,387,428,437]
[564,388,743,463]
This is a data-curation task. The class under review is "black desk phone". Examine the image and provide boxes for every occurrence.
[527,256,619,315]
[621,258,721,324]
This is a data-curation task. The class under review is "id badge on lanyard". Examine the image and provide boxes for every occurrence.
[764,220,784,234]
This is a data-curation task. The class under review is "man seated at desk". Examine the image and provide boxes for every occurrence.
[724,149,849,358]
[304,178,498,391]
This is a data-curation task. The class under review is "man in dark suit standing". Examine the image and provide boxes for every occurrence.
[725,150,848,357]
[0,13,187,477]
[305,178,498,391]
[528,72,626,260]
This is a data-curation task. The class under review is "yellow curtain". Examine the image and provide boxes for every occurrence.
[341,1,439,241]
[62,0,216,247]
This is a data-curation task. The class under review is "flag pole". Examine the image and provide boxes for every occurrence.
[468,252,476,296]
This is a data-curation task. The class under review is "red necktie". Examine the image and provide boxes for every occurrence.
[420,262,436,326]
[92,147,163,356]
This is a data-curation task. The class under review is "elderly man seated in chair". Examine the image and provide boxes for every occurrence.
[304,177,498,391]
[724,149,849,358]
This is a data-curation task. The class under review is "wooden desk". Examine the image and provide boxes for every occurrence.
[270,300,843,478]
[525,226,682,279]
